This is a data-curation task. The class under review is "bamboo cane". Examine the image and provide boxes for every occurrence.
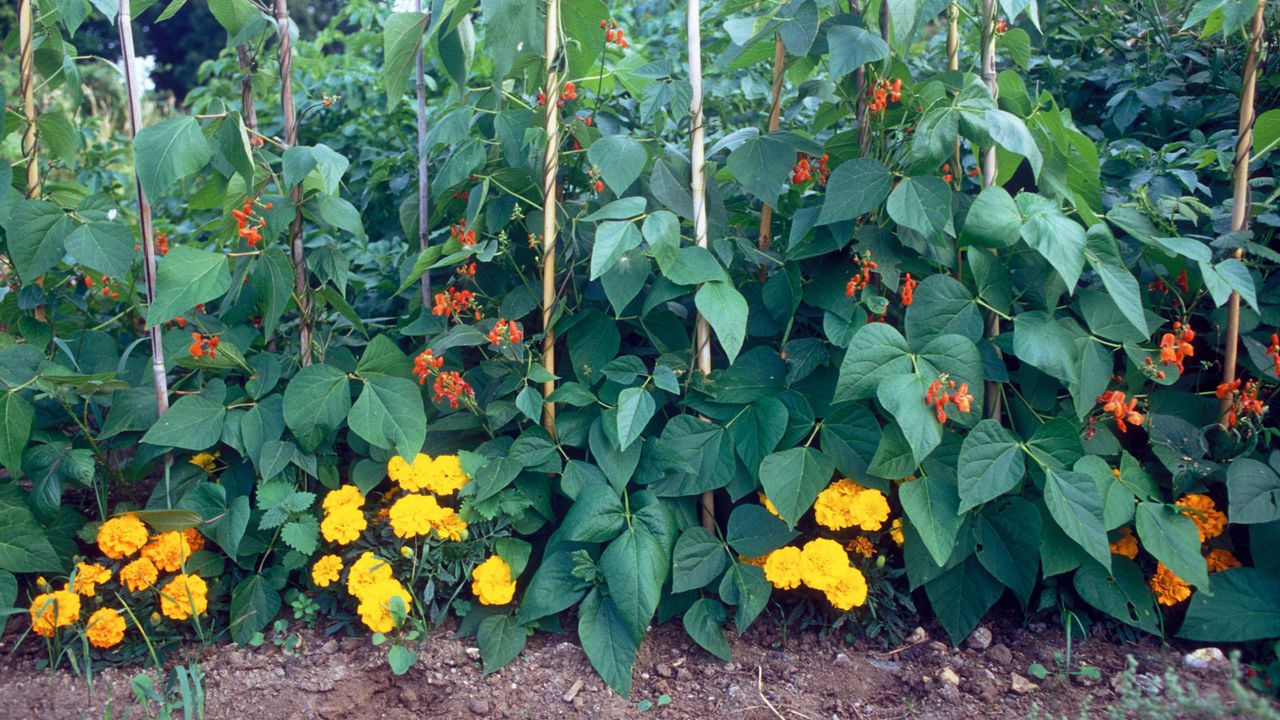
[1218,0,1267,427]
[118,0,171,417]
[415,0,433,308]
[236,44,258,133]
[757,35,785,283]
[275,0,312,367]
[19,0,39,200]
[688,0,716,531]
[980,0,1002,422]
[540,0,561,434]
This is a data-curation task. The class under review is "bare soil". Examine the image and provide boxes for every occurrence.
[0,613,1267,720]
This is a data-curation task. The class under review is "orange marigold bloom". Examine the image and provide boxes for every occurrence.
[1109,527,1139,560]
[1149,563,1192,606]
[1175,494,1227,542]
[120,558,159,592]
[98,515,150,559]
[848,536,876,559]
[1206,548,1241,574]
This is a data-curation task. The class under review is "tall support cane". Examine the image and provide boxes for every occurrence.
[688,0,716,531]
[540,0,562,434]
[275,0,313,367]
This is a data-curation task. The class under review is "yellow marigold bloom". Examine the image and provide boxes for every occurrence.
[433,508,468,542]
[29,590,81,638]
[323,485,365,513]
[321,506,367,545]
[1149,563,1192,607]
[189,452,219,473]
[849,536,876,559]
[347,552,394,599]
[387,454,417,487]
[97,515,149,559]
[763,546,803,590]
[423,455,470,495]
[800,538,850,592]
[389,493,445,539]
[389,453,434,492]
[1110,528,1139,560]
[159,574,209,621]
[1206,548,1241,574]
[141,531,193,573]
[824,565,869,611]
[814,479,889,531]
[739,554,767,567]
[73,563,112,597]
[758,492,781,519]
[471,556,516,606]
[183,528,205,552]
[889,518,904,546]
[356,579,412,633]
[120,558,159,592]
[311,554,344,587]
[1175,494,1227,542]
[86,607,126,649]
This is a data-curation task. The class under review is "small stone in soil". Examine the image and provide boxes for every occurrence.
[656,663,673,678]
[563,679,584,703]
[1010,673,1038,694]
[986,643,1013,666]
[939,667,960,687]
[468,698,490,715]
[1183,647,1227,670]
[967,626,993,651]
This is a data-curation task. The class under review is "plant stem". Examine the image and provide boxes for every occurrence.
[415,0,433,308]
[1218,0,1266,427]
[855,0,870,154]
[275,0,313,367]
[540,0,561,434]
[118,0,171,419]
[757,34,785,283]
[688,0,715,532]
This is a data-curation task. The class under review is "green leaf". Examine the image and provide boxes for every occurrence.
[833,323,913,402]
[899,476,965,567]
[588,136,647,193]
[826,25,889,78]
[578,588,640,698]
[1254,108,1280,159]
[64,221,135,278]
[282,146,318,189]
[613,387,655,452]
[280,516,319,555]
[282,364,352,450]
[0,493,61,573]
[1084,225,1147,336]
[717,562,771,633]
[924,556,1003,645]
[985,109,1042,177]
[1226,458,1280,524]
[960,186,1021,248]
[877,373,943,465]
[601,523,668,641]
[0,393,34,479]
[348,376,426,461]
[590,220,642,280]
[388,644,418,675]
[477,614,527,674]
[726,504,799,557]
[177,483,249,558]
[1200,258,1258,312]
[1179,568,1280,641]
[758,447,836,529]
[147,245,232,326]
[957,419,1025,512]
[214,111,254,186]
[672,526,728,593]
[1135,502,1209,590]
[820,403,879,480]
[695,281,749,363]
[905,275,984,346]
[1073,557,1159,634]
[2,200,74,281]
[817,158,892,226]
[133,116,213,199]
[229,574,280,645]
[1042,468,1110,570]
[887,177,952,237]
[726,133,794,207]
[975,497,1041,607]
[682,598,731,661]
[730,397,788,474]
[1018,194,1086,291]
[141,395,225,450]
[560,481,625,543]
[584,197,647,222]
[382,12,430,108]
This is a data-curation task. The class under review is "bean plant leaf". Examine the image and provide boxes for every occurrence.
[1042,468,1111,570]
[818,158,892,226]
[133,116,213,199]
[589,136,647,193]
[382,12,430,108]
[758,447,836,529]
[147,245,232,327]
[1134,502,1209,590]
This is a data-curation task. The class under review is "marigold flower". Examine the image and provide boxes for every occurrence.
[889,518,904,546]
[814,479,890,532]
[1109,527,1139,559]
[739,554,767,566]
[1175,494,1227,542]
[321,506,368,545]
[848,536,876,559]
[472,556,517,606]
[311,554,344,587]
[389,493,447,539]
[98,515,150,559]
[824,565,868,611]
[322,485,365,513]
[357,579,412,633]
[120,558,159,592]
[184,528,205,552]
[758,492,782,519]
[141,531,193,573]
[1205,548,1241,574]
[799,538,851,592]
[763,546,803,590]
[159,574,208,621]
[424,455,470,495]
[86,607,126,649]
[347,552,394,599]
[73,563,112,597]
[29,590,80,637]
[1148,563,1191,607]
[189,452,218,473]
[433,508,469,541]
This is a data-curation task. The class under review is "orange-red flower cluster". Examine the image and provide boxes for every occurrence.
[868,78,902,112]
[1098,390,1143,432]
[1158,322,1195,372]
[790,154,830,185]
[844,253,877,296]
[601,18,629,49]
[189,332,220,360]
[456,263,477,279]
[232,197,269,247]
[1267,333,1280,376]
[156,233,170,256]
[900,273,918,306]
[539,82,578,108]
[433,371,475,409]
[995,19,1009,33]
[1222,379,1265,429]
[925,376,972,423]
[413,349,444,385]
[487,319,524,347]
[941,162,953,184]
[432,287,481,321]
[84,274,122,300]
[450,220,476,246]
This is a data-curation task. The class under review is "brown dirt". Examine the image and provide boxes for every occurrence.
[0,614,1267,720]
